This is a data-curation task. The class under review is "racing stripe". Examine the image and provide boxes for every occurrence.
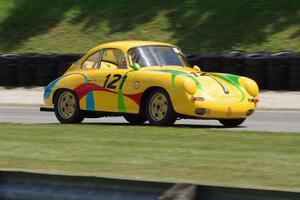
[117,70,134,112]
[86,92,95,110]
[73,82,142,112]
[44,73,89,100]
[150,69,202,92]
[212,73,245,102]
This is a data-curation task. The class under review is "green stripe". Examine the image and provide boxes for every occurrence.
[117,69,201,112]
[212,73,245,102]
[116,69,244,113]
[151,69,202,92]
[118,70,134,112]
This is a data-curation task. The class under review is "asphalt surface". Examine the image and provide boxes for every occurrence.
[0,107,299,132]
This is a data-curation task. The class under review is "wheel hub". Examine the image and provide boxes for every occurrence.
[58,92,76,119]
[149,93,168,121]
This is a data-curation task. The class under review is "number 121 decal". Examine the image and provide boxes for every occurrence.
[103,74,127,89]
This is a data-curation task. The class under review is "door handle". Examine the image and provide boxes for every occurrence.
[87,78,96,82]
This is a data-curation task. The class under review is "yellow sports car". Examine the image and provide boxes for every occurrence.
[41,40,259,126]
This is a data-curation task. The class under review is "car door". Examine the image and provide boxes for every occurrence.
[81,48,130,112]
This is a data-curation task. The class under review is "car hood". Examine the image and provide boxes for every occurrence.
[140,66,245,101]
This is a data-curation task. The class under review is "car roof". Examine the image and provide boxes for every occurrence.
[90,40,176,52]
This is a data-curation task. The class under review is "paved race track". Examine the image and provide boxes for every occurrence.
[0,107,299,132]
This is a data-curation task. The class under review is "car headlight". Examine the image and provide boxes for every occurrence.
[184,78,197,95]
[239,77,259,97]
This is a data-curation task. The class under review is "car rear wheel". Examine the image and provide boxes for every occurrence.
[123,114,147,125]
[54,90,84,124]
[219,118,245,127]
[146,89,177,126]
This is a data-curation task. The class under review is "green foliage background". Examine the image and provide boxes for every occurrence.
[0,0,299,53]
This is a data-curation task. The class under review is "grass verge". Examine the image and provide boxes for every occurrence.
[0,123,299,191]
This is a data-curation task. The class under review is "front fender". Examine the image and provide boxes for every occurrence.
[43,73,89,106]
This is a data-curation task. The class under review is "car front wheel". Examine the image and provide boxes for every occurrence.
[219,118,246,127]
[146,89,177,126]
[54,90,84,124]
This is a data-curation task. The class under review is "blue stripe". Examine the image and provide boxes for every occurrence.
[44,78,60,99]
[43,72,89,99]
[43,72,95,110]
[86,92,95,110]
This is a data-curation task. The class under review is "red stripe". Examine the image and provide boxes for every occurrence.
[74,83,143,105]
[124,93,143,105]
[74,83,115,99]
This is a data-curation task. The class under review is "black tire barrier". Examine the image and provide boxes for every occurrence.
[0,52,300,91]
[289,52,300,90]
[266,52,293,90]
[0,56,4,86]
[17,53,39,86]
[244,52,269,90]
[35,54,58,86]
[56,54,82,77]
[0,53,82,87]
[200,53,224,72]
[185,53,202,67]
[223,51,246,76]
[0,54,19,87]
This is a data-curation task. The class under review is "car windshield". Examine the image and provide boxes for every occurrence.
[128,46,190,67]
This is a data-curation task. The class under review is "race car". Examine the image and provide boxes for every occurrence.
[41,40,259,126]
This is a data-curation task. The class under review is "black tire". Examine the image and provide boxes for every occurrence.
[54,90,84,124]
[123,114,147,125]
[146,89,177,126]
[219,118,246,127]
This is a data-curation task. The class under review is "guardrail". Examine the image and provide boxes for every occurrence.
[0,52,300,90]
[0,170,299,200]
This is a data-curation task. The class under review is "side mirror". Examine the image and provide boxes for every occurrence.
[193,65,201,72]
[131,63,141,71]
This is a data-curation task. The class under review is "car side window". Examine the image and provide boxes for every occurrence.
[82,51,101,69]
[100,49,127,70]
